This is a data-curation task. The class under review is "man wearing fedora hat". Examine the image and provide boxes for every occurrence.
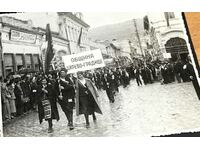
[55,68,75,130]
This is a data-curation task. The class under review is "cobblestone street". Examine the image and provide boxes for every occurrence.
[3,80,200,137]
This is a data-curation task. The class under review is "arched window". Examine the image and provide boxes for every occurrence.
[165,37,188,54]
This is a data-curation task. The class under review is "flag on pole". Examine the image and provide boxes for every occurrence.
[164,12,170,27]
[143,15,150,31]
[0,32,4,77]
[44,24,54,73]
[77,27,83,46]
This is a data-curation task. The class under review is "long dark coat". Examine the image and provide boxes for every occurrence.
[37,84,60,124]
[185,62,200,99]
[55,77,75,100]
[75,78,102,116]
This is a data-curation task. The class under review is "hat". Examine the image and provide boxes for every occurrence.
[60,68,68,73]
[58,68,68,77]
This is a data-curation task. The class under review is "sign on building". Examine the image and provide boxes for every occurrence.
[10,30,36,44]
[62,49,105,74]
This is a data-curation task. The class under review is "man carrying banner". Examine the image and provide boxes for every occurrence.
[55,68,75,130]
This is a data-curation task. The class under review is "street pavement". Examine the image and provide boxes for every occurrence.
[3,80,200,137]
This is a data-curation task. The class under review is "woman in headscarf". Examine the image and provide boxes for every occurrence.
[75,71,102,128]
[37,77,60,133]
[7,80,16,118]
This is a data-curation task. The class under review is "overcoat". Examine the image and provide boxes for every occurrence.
[75,78,102,116]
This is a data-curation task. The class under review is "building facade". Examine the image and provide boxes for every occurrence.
[0,16,42,77]
[57,12,90,54]
[0,16,70,77]
[148,12,189,61]
[0,32,2,77]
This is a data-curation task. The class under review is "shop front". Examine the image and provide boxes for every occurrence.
[2,36,41,77]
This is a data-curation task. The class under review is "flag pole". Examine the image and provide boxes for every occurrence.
[0,32,4,78]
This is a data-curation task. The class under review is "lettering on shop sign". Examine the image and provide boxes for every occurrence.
[62,49,105,74]
[10,30,36,44]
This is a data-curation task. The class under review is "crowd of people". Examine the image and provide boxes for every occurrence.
[0,68,103,133]
[0,55,199,133]
[133,58,196,86]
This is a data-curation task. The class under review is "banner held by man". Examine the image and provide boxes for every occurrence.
[62,49,105,74]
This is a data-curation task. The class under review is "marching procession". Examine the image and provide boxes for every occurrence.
[1,12,200,137]
[1,53,198,134]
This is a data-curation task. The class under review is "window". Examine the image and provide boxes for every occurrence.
[16,54,24,71]
[4,54,14,76]
[74,28,77,42]
[25,54,32,69]
[68,26,72,41]
[33,55,40,71]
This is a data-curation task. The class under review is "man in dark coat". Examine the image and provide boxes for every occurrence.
[20,76,30,112]
[102,71,115,103]
[122,68,130,88]
[116,68,122,86]
[30,77,38,110]
[112,69,120,93]
[174,60,182,83]
[145,66,153,84]
[161,63,169,84]
[96,71,103,89]
[55,68,75,130]
[182,61,191,82]
[135,67,142,86]
[14,78,24,116]
[185,57,200,100]
[141,66,148,85]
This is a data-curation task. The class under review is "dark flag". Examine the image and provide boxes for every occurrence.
[77,27,83,46]
[44,24,54,73]
[38,54,43,71]
[164,12,170,27]
[0,32,3,77]
[143,15,150,31]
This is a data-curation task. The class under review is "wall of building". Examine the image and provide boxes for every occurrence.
[0,44,2,77]
[0,16,71,77]
[111,40,132,59]
[58,13,90,54]
[148,12,188,59]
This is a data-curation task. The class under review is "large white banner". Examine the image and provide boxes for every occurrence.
[62,49,105,74]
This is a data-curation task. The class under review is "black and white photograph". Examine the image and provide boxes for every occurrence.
[0,12,200,137]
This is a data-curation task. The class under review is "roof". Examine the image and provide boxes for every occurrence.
[1,22,43,35]
[0,16,69,42]
[57,12,90,28]
[0,16,43,35]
